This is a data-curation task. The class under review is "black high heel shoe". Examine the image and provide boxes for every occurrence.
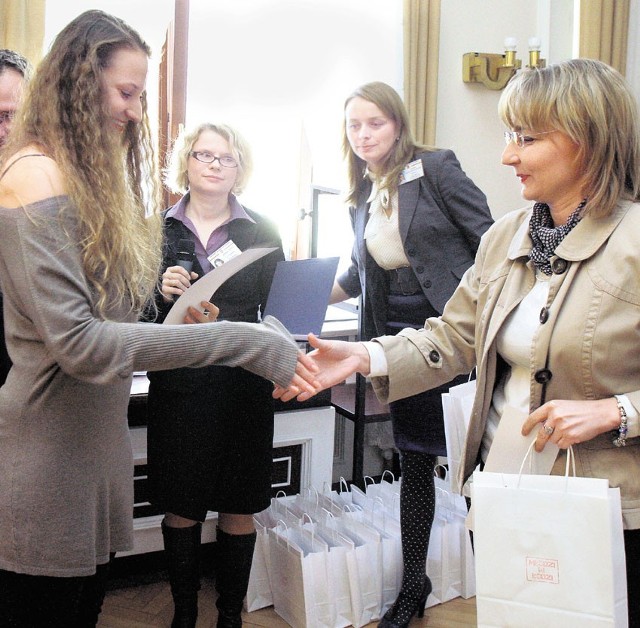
[377,577,432,628]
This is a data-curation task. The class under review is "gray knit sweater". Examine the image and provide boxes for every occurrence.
[0,196,297,576]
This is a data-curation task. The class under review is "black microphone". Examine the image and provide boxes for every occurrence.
[176,239,195,273]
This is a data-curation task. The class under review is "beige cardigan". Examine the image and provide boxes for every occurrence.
[372,200,640,529]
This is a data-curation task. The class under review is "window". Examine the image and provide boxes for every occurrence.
[186,0,403,260]
[44,0,403,262]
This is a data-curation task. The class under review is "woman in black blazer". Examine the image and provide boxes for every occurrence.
[331,82,493,628]
[146,123,284,628]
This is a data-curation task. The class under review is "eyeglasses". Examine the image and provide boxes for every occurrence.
[504,130,554,148]
[0,111,16,126]
[190,151,238,168]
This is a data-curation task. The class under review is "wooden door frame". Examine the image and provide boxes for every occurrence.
[158,0,189,207]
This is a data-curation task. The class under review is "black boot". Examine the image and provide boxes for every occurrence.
[162,520,202,628]
[214,527,257,628]
[74,557,113,627]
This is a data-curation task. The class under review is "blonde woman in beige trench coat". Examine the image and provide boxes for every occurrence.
[275,59,640,627]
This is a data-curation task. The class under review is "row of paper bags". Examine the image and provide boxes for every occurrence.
[243,470,475,628]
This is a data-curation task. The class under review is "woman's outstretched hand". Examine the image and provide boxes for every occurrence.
[273,333,371,402]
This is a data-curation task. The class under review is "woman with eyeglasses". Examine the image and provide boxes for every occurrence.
[328,81,493,628]
[278,59,640,626]
[145,122,285,628]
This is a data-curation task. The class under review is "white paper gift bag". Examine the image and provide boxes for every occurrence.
[268,521,333,628]
[244,512,274,612]
[292,487,332,522]
[361,501,403,616]
[433,467,475,600]
[306,521,357,628]
[425,488,464,607]
[320,478,358,517]
[330,513,383,627]
[472,448,628,627]
[270,490,303,527]
[364,470,401,506]
[441,378,476,494]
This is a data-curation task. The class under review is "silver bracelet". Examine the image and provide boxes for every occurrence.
[612,399,628,447]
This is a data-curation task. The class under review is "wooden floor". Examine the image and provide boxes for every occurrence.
[98,574,478,627]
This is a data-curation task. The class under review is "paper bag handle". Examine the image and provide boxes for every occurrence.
[274,519,290,549]
[564,445,576,478]
[300,514,317,545]
[301,486,320,506]
[517,441,576,488]
[365,497,387,526]
[380,469,397,483]
[434,463,448,479]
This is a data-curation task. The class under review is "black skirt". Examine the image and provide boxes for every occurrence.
[385,271,466,456]
[146,365,274,520]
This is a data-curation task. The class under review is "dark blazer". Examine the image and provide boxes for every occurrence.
[336,149,493,454]
[337,149,494,340]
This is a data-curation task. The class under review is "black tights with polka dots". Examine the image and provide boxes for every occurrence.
[391,450,437,622]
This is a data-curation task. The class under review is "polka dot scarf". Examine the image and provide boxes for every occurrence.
[528,200,586,275]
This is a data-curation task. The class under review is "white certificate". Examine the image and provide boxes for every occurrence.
[483,405,559,475]
[162,247,276,325]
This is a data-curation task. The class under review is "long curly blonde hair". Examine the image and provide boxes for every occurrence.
[5,10,163,317]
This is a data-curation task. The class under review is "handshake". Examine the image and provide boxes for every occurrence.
[274,333,372,402]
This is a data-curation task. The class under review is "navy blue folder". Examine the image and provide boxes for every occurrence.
[263,257,340,340]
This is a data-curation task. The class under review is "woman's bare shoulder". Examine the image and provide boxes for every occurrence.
[0,146,66,208]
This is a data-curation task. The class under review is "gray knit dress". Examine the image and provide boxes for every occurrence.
[0,196,297,577]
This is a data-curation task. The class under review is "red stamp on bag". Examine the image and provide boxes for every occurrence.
[526,556,559,584]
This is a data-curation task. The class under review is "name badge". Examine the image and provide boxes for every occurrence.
[399,159,424,185]
[208,240,242,267]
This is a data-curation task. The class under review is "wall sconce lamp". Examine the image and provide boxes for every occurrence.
[462,37,521,90]
[463,37,546,90]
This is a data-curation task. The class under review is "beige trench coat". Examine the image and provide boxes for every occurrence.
[372,200,640,528]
